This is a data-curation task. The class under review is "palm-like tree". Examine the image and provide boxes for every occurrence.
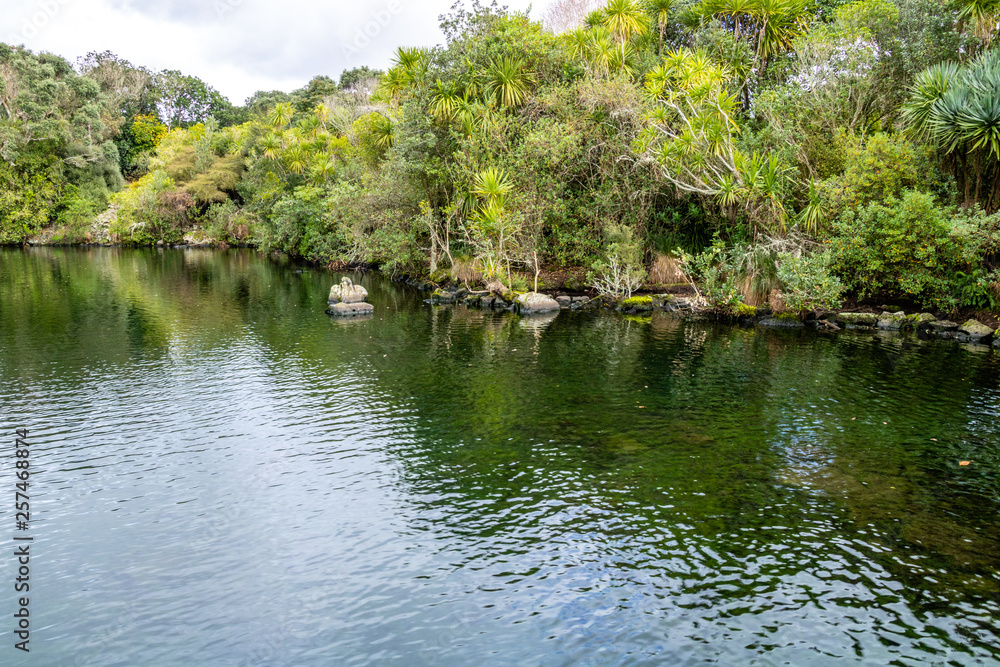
[469,168,517,287]
[393,47,430,87]
[645,0,676,54]
[956,0,1000,46]
[696,0,806,73]
[429,78,466,122]
[377,47,431,104]
[268,102,293,129]
[472,168,514,206]
[310,156,338,185]
[370,114,395,150]
[902,62,959,140]
[754,0,807,71]
[259,133,282,160]
[603,0,649,62]
[297,115,321,137]
[484,56,535,108]
[902,50,1000,209]
[589,33,620,74]
[566,27,593,59]
[283,144,308,175]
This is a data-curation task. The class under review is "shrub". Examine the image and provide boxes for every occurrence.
[775,252,845,312]
[827,190,978,308]
[110,170,185,244]
[820,132,944,217]
[677,239,748,313]
[589,224,646,298]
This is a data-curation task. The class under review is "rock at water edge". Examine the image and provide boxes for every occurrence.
[516,292,560,314]
[959,319,993,341]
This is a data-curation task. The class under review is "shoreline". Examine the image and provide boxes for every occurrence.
[393,275,1000,349]
[12,241,1000,347]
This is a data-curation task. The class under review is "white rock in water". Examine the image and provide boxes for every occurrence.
[329,277,368,304]
[516,292,560,313]
[327,302,374,316]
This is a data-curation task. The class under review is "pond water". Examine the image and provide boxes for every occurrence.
[0,247,999,666]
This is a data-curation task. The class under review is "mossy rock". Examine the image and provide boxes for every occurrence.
[908,312,936,329]
[735,303,757,317]
[621,295,654,311]
[430,288,456,303]
[835,312,879,327]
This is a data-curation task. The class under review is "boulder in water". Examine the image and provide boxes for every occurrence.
[516,292,560,314]
[326,302,374,317]
[329,277,368,304]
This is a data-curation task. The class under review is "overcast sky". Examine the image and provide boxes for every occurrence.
[2,0,541,104]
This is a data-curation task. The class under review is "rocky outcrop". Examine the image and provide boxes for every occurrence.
[516,292,561,314]
[329,277,368,304]
[927,319,959,332]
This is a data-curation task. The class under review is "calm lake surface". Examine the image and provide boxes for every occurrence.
[1,247,999,666]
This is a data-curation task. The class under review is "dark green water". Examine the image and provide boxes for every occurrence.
[1,247,999,666]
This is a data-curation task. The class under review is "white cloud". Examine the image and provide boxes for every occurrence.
[1,0,540,104]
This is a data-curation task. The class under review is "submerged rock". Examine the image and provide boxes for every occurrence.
[620,295,655,312]
[516,292,560,314]
[430,288,457,303]
[758,315,805,328]
[927,319,959,332]
[326,302,374,317]
[329,277,368,304]
[835,312,878,327]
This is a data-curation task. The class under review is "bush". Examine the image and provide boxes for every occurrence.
[588,224,646,298]
[677,239,749,313]
[110,170,187,244]
[775,252,845,312]
[820,132,945,216]
[827,190,979,308]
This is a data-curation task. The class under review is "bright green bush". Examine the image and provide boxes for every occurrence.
[677,240,749,313]
[827,190,978,307]
[820,132,944,216]
[110,170,190,244]
[0,164,58,244]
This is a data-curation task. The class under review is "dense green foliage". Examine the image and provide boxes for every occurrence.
[4,0,1000,312]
